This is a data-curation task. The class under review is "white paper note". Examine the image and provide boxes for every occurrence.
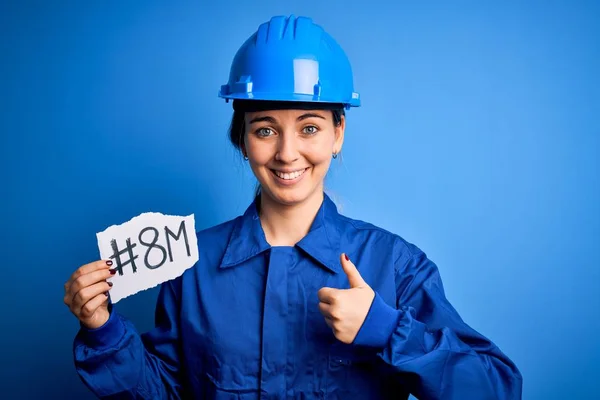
[96,212,199,303]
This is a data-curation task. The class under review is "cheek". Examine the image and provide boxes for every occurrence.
[310,151,333,166]
[306,140,335,165]
[246,138,272,164]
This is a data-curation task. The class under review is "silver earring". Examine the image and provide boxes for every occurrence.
[243,155,249,161]
[332,152,338,159]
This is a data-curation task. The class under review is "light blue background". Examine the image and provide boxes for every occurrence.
[2,1,598,399]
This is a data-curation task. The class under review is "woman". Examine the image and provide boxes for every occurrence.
[64,15,522,399]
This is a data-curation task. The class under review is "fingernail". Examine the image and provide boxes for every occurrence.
[106,260,113,266]
[104,292,109,297]
[107,281,113,287]
[345,254,350,261]
[109,269,116,275]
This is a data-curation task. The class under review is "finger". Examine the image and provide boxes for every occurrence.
[317,287,337,304]
[71,280,112,315]
[67,268,114,301]
[318,301,332,317]
[66,260,113,289]
[323,316,334,329]
[79,291,110,319]
[340,253,365,288]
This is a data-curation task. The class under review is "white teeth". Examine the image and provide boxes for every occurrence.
[274,169,306,180]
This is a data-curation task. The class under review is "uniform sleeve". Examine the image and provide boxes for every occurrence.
[73,279,184,399]
[353,250,523,400]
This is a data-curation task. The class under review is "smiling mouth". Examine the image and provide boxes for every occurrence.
[270,168,308,180]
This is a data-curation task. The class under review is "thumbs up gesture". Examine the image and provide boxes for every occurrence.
[318,253,375,344]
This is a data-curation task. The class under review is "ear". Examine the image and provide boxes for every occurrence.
[333,114,345,154]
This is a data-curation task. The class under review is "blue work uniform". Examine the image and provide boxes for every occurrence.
[74,194,522,399]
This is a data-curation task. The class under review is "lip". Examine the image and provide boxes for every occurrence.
[270,167,308,186]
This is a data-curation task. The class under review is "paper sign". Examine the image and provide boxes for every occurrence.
[96,212,199,303]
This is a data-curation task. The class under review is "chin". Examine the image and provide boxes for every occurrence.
[266,190,309,206]
[261,184,317,208]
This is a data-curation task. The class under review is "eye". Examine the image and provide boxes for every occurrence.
[302,125,318,135]
[256,127,274,137]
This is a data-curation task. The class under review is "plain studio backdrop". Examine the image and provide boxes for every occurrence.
[1,1,598,399]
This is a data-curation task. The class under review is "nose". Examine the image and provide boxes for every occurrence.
[275,131,300,163]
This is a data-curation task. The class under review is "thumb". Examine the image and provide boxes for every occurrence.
[340,253,365,288]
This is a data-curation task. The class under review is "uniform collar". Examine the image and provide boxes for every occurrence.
[220,193,342,274]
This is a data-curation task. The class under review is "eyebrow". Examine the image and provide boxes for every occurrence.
[248,113,326,124]
[248,116,276,124]
[297,113,326,121]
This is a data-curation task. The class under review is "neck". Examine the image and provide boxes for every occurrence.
[259,189,324,246]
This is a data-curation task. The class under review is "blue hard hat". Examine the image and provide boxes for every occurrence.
[219,15,360,109]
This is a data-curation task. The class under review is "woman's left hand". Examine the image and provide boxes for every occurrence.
[317,254,375,344]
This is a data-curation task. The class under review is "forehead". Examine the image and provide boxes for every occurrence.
[245,108,331,120]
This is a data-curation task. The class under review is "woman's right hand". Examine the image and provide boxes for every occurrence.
[64,260,115,329]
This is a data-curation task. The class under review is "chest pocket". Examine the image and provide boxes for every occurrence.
[325,343,386,399]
